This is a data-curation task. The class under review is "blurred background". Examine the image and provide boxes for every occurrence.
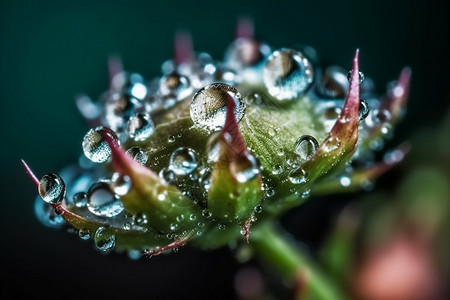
[0,0,447,299]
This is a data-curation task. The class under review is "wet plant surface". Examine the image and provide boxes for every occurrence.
[0,1,448,299]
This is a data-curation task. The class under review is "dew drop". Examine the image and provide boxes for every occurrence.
[72,192,87,208]
[230,153,260,183]
[288,167,308,184]
[123,222,132,230]
[294,135,319,161]
[127,113,154,141]
[133,212,148,225]
[78,227,90,240]
[159,167,176,184]
[272,164,283,175]
[372,108,392,124]
[82,126,119,163]
[324,136,341,152]
[126,146,148,165]
[94,226,116,252]
[339,175,352,187]
[169,147,198,176]
[189,214,197,221]
[170,223,179,231]
[218,224,226,230]
[347,70,365,84]
[254,205,263,214]
[202,209,212,218]
[159,72,192,100]
[359,99,371,121]
[240,229,246,236]
[110,172,131,196]
[38,173,66,204]
[263,48,314,100]
[190,83,246,131]
[87,180,124,217]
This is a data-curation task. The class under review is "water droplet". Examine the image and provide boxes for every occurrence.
[272,164,283,175]
[159,167,176,184]
[339,175,351,187]
[289,167,308,184]
[82,126,119,163]
[218,224,226,230]
[72,192,87,208]
[263,48,314,100]
[133,212,148,225]
[123,222,132,230]
[126,146,148,165]
[301,189,311,199]
[294,135,319,161]
[359,99,370,121]
[38,173,66,204]
[159,72,192,100]
[224,38,271,69]
[127,113,154,141]
[168,135,176,143]
[170,223,179,231]
[189,214,197,221]
[347,70,365,84]
[87,180,124,217]
[372,108,392,124]
[78,227,90,240]
[172,247,179,253]
[240,228,246,235]
[94,226,116,252]
[169,147,198,176]
[110,172,131,196]
[244,92,264,105]
[317,65,349,98]
[230,153,260,183]
[202,209,212,218]
[103,93,137,131]
[190,83,246,131]
[254,205,263,214]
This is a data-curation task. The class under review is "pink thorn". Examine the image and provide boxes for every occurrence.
[21,159,39,187]
[236,16,254,39]
[108,55,123,85]
[174,30,194,65]
[221,94,247,157]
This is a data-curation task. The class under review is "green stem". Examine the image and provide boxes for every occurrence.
[251,221,348,300]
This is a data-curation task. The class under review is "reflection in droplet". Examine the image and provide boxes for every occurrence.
[169,147,198,176]
[359,99,371,121]
[230,153,260,183]
[159,167,176,184]
[87,181,124,217]
[263,48,314,100]
[73,192,87,208]
[110,172,131,196]
[288,167,308,184]
[126,146,149,165]
[294,135,319,161]
[78,227,90,240]
[82,126,119,163]
[38,173,66,204]
[94,226,116,252]
[190,83,246,131]
[127,113,154,141]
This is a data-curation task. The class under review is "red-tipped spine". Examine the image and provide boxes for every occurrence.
[236,16,254,39]
[21,159,39,187]
[174,30,194,65]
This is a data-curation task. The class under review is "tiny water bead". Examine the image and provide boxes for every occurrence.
[359,99,370,121]
[159,72,192,100]
[263,48,314,100]
[127,113,155,141]
[126,146,149,165]
[94,227,116,252]
[169,147,198,176]
[190,83,246,131]
[347,70,365,84]
[38,173,66,204]
[72,192,87,208]
[82,126,119,163]
[87,180,124,217]
[78,227,90,240]
[288,167,308,184]
[294,135,319,161]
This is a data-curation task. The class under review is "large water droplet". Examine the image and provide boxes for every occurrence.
[263,48,314,100]
[38,173,66,204]
[94,226,116,252]
[82,126,119,163]
[190,83,246,131]
[87,180,124,217]
[294,135,319,161]
[110,172,131,196]
[127,113,154,141]
[126,146,149,165]
[169,147,198,176]
[230,153,260,183]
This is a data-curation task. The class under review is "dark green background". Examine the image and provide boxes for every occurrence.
[0,0,447,299]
